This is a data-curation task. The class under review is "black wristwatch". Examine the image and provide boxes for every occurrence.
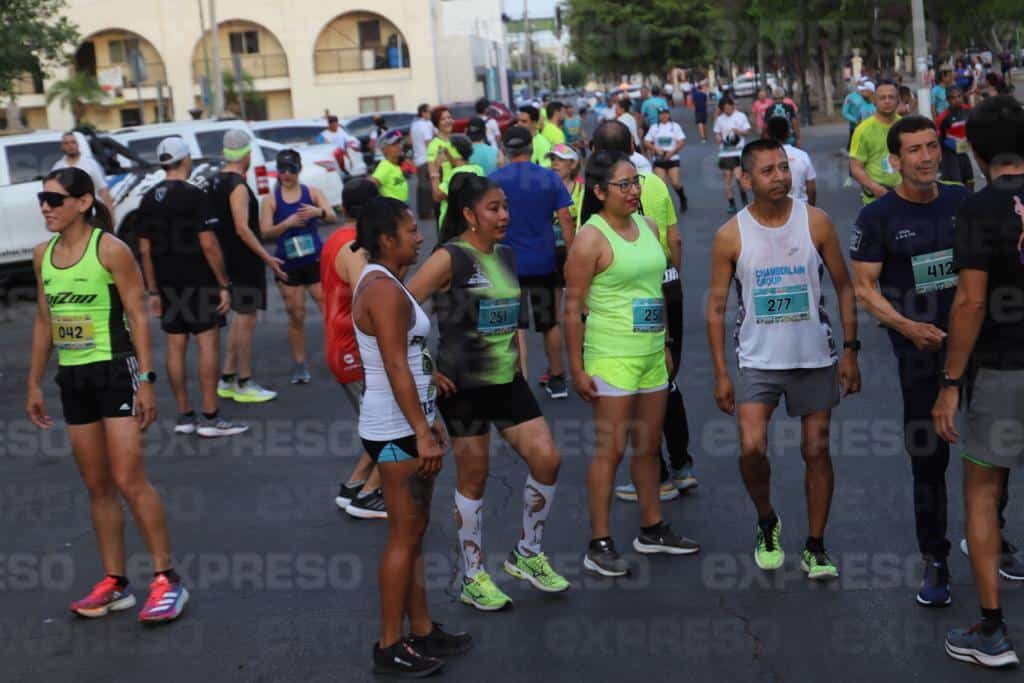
[940,371,963,389]
[219,282,232,291]
[137,370,157,384]
[843,340,862,351]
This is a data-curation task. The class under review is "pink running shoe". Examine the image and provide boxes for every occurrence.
[70,576,136,618]
[138,575,190,623]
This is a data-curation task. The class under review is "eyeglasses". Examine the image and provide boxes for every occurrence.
[38,191,71,208]
[606,176,644,192]
[278,163,300,175]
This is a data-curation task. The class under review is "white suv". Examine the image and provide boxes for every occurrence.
[249,118,367,177]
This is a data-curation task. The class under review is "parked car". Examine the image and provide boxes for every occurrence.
[340,111,417,167]
[249,117,367,178]
[726,73,779,98]
[445,101,514,135]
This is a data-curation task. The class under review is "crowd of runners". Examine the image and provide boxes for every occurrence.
[21,70,1024,676]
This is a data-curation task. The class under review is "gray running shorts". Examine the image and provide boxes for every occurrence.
[963,368,1024,469]
[736,365,840,417]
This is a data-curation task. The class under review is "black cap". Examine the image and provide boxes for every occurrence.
[502,125,532,152]
[466,117,487,142]
[275,148,302,169]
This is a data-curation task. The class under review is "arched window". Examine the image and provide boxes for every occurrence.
[313,11,410,74]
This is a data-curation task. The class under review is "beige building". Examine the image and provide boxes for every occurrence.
[15,0,508,131]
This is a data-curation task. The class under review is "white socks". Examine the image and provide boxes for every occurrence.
[517,477,556,558]
[454,490,484,578]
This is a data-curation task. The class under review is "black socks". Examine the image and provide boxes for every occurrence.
[107,574,129,589]
[156,568,181,584]
[805,536,825,554]
[981,607,1005,635]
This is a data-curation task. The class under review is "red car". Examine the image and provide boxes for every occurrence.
[447,101,515,134]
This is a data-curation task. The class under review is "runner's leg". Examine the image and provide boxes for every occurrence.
[588,395,634,539]
[104,416,173,571]
[278,282,307,365]
[165,332,191,415]
[195,326,221,415]
[801,410,834,540]
[965,461,1010,610]
[69,423,124,575]
[629,389,668,529]
[737,402,776,518]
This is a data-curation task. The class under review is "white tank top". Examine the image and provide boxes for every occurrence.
[355,264,437,441]
[733,200,837,369]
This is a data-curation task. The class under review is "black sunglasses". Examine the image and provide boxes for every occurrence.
[38,191,72,208]
[278,163,300,175]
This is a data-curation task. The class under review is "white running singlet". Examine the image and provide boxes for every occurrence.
[733,200,836,370]
[355,264,437,441]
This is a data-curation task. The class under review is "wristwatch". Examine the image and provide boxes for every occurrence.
[843,340,862,351]
[137,370,157,384]
[940,371,963,389]
[219,282,232,291]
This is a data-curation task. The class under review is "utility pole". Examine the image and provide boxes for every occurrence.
[524,0,534,99]
[911,0,930,116]
[208,0,224,117]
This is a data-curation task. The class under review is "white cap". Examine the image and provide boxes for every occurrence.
[156,136,190,164]
[860,81,876,93]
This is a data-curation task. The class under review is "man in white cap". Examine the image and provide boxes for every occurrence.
[209,129,286,404]
[52,131,114,212]
[136,137,247,437]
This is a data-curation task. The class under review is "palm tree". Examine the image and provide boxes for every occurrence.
[45,72,105,124]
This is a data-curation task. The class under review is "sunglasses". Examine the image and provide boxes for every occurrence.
[38,191,72,208]
[278,163,300,175]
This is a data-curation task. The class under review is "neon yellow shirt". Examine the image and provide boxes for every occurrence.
[850,114,902,203]
[542,122,566,146]
[427,136,463,182]
[532,132,553,168]
[438,164,485,228]
[372,159,409,203]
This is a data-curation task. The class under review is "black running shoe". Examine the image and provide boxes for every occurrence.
[583,537,629,577]
[546,375,568,400]
[633,521,700,555]
[372,639,444,678]
[407,622,473,658]
[346,489,388,520]
[335,481,364,510]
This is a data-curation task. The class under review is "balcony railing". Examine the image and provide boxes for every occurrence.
[95,61,167,87]
[314,47,409,75]
[192,53,289,82]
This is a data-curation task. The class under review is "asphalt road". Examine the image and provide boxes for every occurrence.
[1,117,1019,683]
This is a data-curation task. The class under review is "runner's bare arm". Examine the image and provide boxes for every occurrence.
[942,268,988,381]
[557,207,574,252]
[100,235,155,376]
[812,208,858,347]
[706,221,738,382]
[259,193,295,240]
[335,240,367,287]
[137,237,158,293]
[406,248,453,303]
[310,187,337,224]
[26,244,54,428]
[564,227,602,399]
[230,185,286,278]
[197,231,230,288]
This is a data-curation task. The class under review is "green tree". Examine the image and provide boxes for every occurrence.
[45,72,105,125]
[565,0,710,76]
[0,0,79,101]
[222,70,266,118]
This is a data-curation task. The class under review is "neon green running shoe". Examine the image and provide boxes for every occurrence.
[754,517,784,571]
[504,549,570,593]
[801,548,839,580]
[459,571,511,611]
[217,379,236,399]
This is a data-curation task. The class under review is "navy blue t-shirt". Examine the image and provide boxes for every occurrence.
[489,161,573,276]
[692,90,708,114]
[850,183,970,355]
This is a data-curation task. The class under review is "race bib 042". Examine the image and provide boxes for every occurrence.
[52,314,96,350]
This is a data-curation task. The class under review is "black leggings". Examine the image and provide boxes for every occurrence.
[659,278,692,481]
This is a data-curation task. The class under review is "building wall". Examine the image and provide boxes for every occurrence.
[22,0,449,128]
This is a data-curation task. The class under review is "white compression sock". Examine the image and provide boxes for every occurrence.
[454,490,484,578]
[517,476,556,557]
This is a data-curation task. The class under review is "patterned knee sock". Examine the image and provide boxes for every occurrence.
[454,490,484,579]
[517,476,556,557]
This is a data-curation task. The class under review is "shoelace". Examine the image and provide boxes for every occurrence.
[83,577,120,602]
[142,579,172,610]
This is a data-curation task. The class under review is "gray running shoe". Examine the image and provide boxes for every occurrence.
[290,362,312,385]
[961,538,1024,581]
[174,413,197,435]
[583,538,629,577]
[633,521,700,555]
[345,489,388,519]
[197,415,249,438]
[545,374,568,399]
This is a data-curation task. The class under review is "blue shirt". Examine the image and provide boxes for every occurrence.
[850,183,970,355]
[641,97,669,126]
[931,85,949,115]
[691,90,708,114]
[469,143,499,175]
[842,92,865,124]
[489,161,573,276]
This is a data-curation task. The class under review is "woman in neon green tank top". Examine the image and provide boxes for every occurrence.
[26,168,190,622]
[565,151,700,578]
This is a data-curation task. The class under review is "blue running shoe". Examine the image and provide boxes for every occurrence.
[916,557,951,607]
[138,575,189,623]
[945,623,1020,669]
